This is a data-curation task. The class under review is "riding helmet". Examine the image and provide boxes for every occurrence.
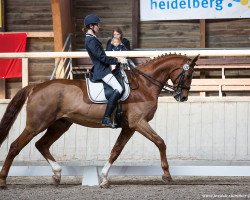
[84,14,101,27]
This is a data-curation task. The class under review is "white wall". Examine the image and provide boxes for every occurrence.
[1,97,250,165]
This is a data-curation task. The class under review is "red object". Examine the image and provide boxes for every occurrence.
[0,33,27,78]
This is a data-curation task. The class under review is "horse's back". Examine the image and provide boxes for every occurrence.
[27,79,89,112]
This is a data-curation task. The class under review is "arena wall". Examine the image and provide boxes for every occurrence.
[1,97,250,166]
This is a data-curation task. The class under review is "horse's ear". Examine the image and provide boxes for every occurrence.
[190,54,200,68]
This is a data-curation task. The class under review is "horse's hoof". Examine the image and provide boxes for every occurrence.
[162,174,173,184]
[52,175,61,186]
[0,179,7,189]
[100,180,110,189]
[0,185,7,190]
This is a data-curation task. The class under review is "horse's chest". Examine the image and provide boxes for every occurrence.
[146,104,157,120]
[138,102,157,120]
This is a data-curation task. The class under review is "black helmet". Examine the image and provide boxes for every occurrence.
[84,14,101,27]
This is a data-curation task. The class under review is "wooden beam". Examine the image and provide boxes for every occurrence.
[0,79,6,99]
[199,19,206,96]
[192,78,250,85]
[195,65,250,69]
[26,32,54,38]
[0,0,2,30]
[190,85,250,92]
[60,0,73,42]
[51,0,63,52]
[0,0,6,98]
[51,0,73,52]
[0,0,5,32]
[0,32,54,38]
[132,0,139,49]
[199,19,206,48]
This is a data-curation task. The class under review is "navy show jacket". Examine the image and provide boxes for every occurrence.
[85,33,118,81]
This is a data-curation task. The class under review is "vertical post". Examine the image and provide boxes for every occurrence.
[0,79,5,99]
[51,0,73,78]
[0,0,2,30]
[51,0,63,52]
[0,0,5,32]
[200,19,206,48]
[51,0,64,78]
[0,0,6,98]
[132,0,139,49]
[22,58,29,87]
[199,19,206,97]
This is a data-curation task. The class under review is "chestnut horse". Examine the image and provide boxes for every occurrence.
[0,54,199,188]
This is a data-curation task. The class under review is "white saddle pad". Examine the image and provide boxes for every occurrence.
[86,69,130,103]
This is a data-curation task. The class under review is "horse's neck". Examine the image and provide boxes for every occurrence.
[140,57,173,83]
[138,56,185,96]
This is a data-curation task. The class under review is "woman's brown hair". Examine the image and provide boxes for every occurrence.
[112,27,124,40]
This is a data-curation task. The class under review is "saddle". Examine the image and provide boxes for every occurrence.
[86,68,130,104]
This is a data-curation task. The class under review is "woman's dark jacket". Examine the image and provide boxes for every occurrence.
[85,33,118,81]
[106,38,131,51]
[111,44,127,51]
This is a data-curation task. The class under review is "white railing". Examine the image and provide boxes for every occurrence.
[0,49,250,89]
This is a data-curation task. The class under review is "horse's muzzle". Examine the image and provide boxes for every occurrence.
[174,93,188,102]
[180,96,188,102]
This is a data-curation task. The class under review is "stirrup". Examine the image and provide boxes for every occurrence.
[101,117,117,129]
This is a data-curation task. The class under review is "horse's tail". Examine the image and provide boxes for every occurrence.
[0,85,34,147]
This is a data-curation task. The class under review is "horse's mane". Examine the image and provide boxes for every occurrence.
[140,53,190,67]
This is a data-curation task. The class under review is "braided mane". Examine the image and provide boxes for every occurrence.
[141,53,190,66]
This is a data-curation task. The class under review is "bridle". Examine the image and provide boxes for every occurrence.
[127,59,194,95]
[170,63,194,97]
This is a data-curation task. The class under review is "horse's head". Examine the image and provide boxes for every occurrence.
[169,54,199,102]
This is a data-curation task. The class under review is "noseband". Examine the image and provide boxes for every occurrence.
[127,59,193,95]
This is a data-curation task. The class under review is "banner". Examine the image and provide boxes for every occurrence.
[0,33,27,78]
[140,0,250,21]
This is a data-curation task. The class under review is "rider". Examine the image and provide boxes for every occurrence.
[84,14,128,128]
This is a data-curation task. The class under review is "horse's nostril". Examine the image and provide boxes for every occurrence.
[181,96,188,102]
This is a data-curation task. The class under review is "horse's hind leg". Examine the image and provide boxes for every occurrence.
[100,127,134,188]
[135,119,172,183]
[35,119,72,186]
[0,128,38,188]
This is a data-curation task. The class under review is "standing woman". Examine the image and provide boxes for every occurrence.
[84,14,128,128]
[106,27,131,51]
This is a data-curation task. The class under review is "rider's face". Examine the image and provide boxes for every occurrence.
[93,24,100,33]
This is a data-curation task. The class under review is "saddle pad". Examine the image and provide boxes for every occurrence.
[86,69,130,103]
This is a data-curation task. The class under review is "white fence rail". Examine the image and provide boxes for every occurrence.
[0,49,250,88]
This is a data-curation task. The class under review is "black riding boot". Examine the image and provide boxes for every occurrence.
[101,89,121,128]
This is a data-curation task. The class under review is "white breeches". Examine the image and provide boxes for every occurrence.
[102,73,123,94]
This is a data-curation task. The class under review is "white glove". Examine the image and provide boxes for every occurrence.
[118,58,128,65]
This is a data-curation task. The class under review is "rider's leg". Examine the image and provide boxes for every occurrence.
[101,73,123,128]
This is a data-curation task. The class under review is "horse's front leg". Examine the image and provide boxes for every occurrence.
[135,119,172,183]
[100,127,134,188]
